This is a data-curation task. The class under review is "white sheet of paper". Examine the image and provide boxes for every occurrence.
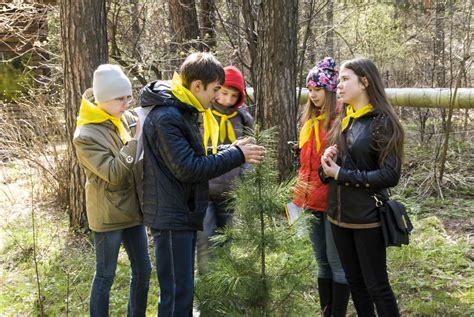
[285,201,303,226]
[134,106,153,161]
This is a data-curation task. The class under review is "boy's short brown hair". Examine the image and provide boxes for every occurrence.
[179,52,225,89]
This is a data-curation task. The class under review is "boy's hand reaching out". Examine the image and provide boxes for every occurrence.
[233,137,265,165]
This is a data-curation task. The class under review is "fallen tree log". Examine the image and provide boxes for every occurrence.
[245,88,474,109]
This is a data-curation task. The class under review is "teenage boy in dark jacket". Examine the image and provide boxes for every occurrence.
[141,52,265,316]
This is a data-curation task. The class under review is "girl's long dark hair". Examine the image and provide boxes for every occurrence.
[328,58,404,165]
[300,90,336,131]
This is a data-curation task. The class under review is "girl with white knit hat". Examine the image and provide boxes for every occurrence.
[74,64,151,316]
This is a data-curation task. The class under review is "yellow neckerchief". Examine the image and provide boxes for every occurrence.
[76,93,130,143]
[211,109,239,143]
[341,104,374,132]
[170,72,218,155]
[299,113,326,151]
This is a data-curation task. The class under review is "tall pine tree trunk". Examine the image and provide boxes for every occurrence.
[241,0,259,118]
[325,0,334,57]
[254,0,298,179]
[168,0,201,52]
[60,0,108,230]
[200,0,216,50]
[129,0,143,59]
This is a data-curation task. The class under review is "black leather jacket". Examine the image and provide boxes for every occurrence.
[141,81,245,231]
[320,109,401,228]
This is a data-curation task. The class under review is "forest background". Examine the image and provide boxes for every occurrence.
[0,0,472,315]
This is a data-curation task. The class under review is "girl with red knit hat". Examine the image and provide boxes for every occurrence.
[196,65,254,274]
[292,57,350,316]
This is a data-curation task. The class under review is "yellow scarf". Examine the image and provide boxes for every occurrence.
[299,113,326,151]
[341,104,374,132]
[170,72,219,155]
[76,93,130,143]
[212,109,238,143]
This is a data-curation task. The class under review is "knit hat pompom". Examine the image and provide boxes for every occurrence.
[306,57,338,93]
[93,64,132,103]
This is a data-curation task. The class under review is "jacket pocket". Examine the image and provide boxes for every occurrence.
[103,187,137,224]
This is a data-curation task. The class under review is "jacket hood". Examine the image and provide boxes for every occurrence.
[82,88,95,104]
[140,80,194,113]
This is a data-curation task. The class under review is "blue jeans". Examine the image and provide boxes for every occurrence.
[90,225,152,317]
[309,211,347,284]
[152,229,196,317]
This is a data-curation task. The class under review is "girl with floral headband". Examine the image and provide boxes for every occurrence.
[292,57,350,316]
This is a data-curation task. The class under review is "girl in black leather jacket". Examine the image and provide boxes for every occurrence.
[320,58,404,317]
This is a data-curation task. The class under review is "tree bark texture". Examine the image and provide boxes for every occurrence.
[434,0,446,87]
[325,0,334,57]
[129,0,143,59]
[168,0,201,52]
[254,0,298,179]
[200,0,216,50]
[241,0,259,118]
[60,0,108,230]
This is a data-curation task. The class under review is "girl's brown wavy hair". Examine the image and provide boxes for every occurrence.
[328,58,404,166]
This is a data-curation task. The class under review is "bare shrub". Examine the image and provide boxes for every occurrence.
[1,85,68,207]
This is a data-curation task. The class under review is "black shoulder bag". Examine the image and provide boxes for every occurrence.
[373,194,413,247]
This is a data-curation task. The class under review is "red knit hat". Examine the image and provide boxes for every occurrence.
[223,66,245,109]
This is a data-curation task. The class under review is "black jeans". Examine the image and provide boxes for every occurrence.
[331,224,400,317]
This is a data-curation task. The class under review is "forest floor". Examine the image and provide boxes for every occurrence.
[0,156,162,316]
[0,133,473,316]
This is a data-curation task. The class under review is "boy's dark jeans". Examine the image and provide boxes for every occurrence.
[151,229,196,317]
[331,224,400,317]
[90,225,152,317]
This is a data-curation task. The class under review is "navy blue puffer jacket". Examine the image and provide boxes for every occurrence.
[141,81,245,231]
